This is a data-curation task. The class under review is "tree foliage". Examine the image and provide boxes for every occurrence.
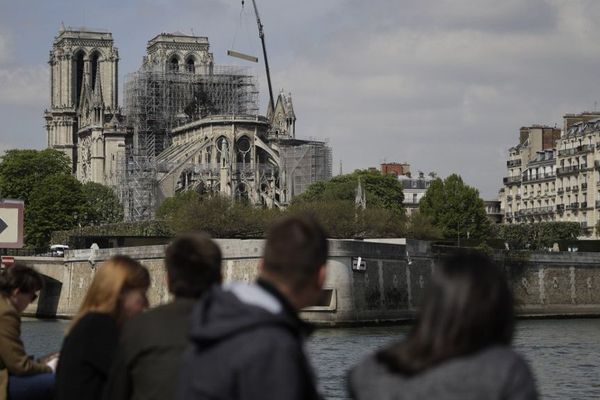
[0,149,70,203]
[405,212,444,240]
[419,174,490,242]
[81,182,124,225]
[0,149,124,248]
[157,193,281,238]
[498,222,581,250]
[294,170,405,216]
[27,174,86,249]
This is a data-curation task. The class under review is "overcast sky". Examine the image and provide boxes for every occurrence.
[2,0,600,198]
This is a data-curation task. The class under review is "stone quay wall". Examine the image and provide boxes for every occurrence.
[14,239,600,325]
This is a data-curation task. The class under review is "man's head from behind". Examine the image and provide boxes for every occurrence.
[165,233,222,298]
[261,215,328,310]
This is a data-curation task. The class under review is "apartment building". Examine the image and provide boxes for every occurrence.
[501,113,600,237]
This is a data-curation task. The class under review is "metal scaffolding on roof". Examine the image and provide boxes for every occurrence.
[120,64,260,221]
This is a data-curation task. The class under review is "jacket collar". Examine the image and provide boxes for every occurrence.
[256,278,314,337]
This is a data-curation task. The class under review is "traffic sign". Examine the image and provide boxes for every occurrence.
[0,200,24,249]
[1,256,14,267]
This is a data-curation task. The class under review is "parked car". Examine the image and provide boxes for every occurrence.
[50,244,69,257]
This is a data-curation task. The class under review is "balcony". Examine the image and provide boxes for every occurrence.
[572,186,579,193]
[557,188,565,195]
[503,176,521,185]
[581,202,588,209]
[582,182,588,191]
[515,194,522,200]
[556,165,580,176]
[559,145,594,156]
[556,204,565,212]
[507,159,522,168]
[532,206,554,215]
[522,173,555,183]
[566,186,572,192]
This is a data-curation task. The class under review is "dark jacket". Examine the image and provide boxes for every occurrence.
[103,298,196,400]
[0,296,51,400]
[178,280,321,400]
[55,312,119,400]
[349,346,538,400]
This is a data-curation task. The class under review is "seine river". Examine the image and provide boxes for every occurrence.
[22,318,600,399]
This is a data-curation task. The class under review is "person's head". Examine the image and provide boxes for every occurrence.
[165,233,222,298]
[69,255,150,332]
[378,250,514,375]
[0,264,44,313]
[260,214,328,310]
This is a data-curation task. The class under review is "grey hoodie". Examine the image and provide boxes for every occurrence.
[178,281,321,400]
[349,346,537,400]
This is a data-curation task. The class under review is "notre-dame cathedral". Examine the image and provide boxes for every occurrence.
[44,27,331,220]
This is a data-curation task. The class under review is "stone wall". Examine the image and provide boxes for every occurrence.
[15,240,600,325]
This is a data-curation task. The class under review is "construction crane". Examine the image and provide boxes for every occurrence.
[228,0,275,113]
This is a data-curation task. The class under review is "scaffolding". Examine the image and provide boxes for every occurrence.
[279,139,332,199]
[120,64,260,221]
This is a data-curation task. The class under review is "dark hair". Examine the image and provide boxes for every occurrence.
[377,251,514,376]
[165,233,222,298]
[0,264,44,297]
[263,215,328,292]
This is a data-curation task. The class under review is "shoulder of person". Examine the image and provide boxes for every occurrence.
[348,354,395,399]
[475,346,530,369]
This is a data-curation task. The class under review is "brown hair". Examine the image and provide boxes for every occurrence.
[68,255,150,332]
[165,233,222,298]
[263,215,328,292]
[0,264,44,297]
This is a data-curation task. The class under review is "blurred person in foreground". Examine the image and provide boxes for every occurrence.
[178,215,328,400]
[349,251,537,400]
[55,256,150,400]
[0,264,54,400]
[104,233,222,400]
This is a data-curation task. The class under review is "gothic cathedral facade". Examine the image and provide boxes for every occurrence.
[44,28,128,188]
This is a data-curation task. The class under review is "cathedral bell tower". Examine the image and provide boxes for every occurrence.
[45,27,127,187]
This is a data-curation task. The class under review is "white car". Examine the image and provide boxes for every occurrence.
[50,244,69,257]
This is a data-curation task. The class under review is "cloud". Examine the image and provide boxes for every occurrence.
[0,65,48,106]
[267,0,600,197]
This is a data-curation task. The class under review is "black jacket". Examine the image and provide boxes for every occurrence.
[178,280,321,400]
[55,312,119,400]
[103,298,196,400]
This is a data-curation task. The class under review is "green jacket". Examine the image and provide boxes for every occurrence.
[0,295,52,400]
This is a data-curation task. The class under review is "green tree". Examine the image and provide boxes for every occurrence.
[158,194,280,238]
[81,182,124,226]
[0,149,71,203]
[499,222,580,250]
[294,170,405,216]
[405,212,443,240]
[419,174,490,243]
[26,174,86,249]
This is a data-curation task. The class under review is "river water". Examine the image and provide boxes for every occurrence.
[22,318,600,399]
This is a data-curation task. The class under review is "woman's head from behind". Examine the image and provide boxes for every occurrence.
[70,255,150,331]
[378,251,514,375]
[0,264,44,313]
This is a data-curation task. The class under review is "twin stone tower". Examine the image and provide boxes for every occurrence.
[44,28,332,220]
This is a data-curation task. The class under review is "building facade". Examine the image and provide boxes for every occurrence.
[45,28,128,187]
[45,28,332,220]
[501,114,600,237]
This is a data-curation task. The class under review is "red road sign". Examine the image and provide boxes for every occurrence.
[0,200,24,249]
[1,256,14,267]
